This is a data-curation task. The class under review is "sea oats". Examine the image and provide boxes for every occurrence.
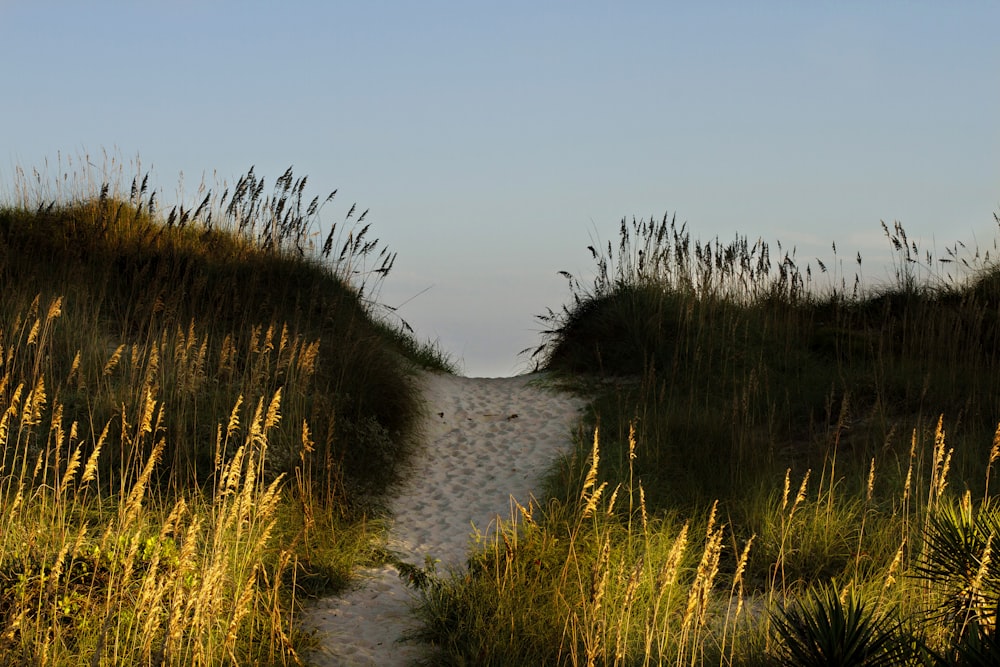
[59,441,83,495]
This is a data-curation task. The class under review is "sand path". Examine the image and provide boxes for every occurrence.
[303,372,588,666]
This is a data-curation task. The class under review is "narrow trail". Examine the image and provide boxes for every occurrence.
[304,372,588,666]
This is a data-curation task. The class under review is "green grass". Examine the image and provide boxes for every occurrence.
[410,212,1000,665]
[11,155,1000,664]
[0,160,453,665]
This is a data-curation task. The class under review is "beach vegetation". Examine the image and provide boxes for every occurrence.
[409,211,1000,665]
[0,153,453,665]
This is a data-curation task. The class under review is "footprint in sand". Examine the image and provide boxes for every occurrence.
[303,371,587,667]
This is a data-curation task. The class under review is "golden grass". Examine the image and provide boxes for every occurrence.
[0,157,449,664]
[0,295,303,664]
[407,411,1000,665]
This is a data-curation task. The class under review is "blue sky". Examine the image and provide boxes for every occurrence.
[3,2,998,376]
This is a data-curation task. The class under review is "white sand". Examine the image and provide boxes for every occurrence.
[303,372,588,666]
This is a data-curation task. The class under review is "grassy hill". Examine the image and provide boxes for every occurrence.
[0,165,451,665]
[412,213,1000,666]
[9,159,1000,664]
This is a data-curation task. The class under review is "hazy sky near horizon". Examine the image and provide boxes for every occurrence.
[3,2,998,376]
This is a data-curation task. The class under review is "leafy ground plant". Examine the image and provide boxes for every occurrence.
[410,210,1000,665]
[769,582,913,667]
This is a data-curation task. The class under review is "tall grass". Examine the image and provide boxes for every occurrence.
[0,297,299,664]
[535,213,1000,509]
[410,417,1000,665]
[2,157,454,492]
[410,211,1000,664]
[0,157,453,664]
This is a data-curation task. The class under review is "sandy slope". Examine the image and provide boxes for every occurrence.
[303,372,588,666]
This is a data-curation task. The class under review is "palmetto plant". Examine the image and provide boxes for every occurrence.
[769,582,912,667]
[913,497,1000,656]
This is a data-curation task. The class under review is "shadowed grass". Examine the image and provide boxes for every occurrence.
[0,158,453,664]
[535,214,1000,513]
[410,211,1000,665]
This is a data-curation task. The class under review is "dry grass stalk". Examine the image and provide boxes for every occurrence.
[928,414,953,512]
[678,501,724,664]
[643,522,689,666]
[720,534,755,657]
[985,422,1000,501]
[614,554,645,662]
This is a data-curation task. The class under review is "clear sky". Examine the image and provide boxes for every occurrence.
[3,2,998,376]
